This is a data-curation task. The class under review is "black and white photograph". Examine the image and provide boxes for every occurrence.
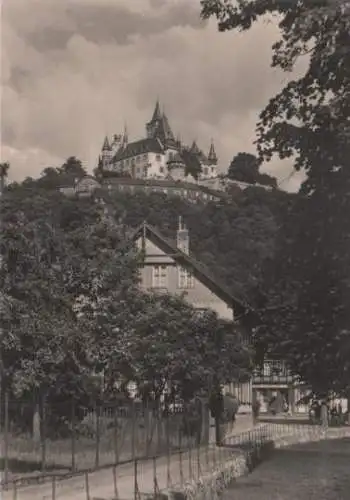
[1,0,350,499]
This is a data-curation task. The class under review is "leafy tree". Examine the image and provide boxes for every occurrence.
[200,0,350,191]
[257,175,350,399]
[200,0,350,401]
[58,156,86,179]
[227,152,277,188]
[0,188,138,408]
[0,161,10,193]
[115,293,251,402]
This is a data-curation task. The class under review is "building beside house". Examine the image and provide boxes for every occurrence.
[60,174,230,204]
[97,100,219,182]
[131,218,252,408]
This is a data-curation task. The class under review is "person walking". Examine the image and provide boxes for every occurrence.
[320,400,329,434]
[252,399,261,426]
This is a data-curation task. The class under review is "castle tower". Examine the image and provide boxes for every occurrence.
[146,100,177,149]
[146,100,162,138]
[122,122,128,148]
[208,139,218,165]
[190,140,200,155]
[176,216,189,255]
[101,135,113,168]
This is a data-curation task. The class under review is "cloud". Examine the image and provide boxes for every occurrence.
[1,0,299,190]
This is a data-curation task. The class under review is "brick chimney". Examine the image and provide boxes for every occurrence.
[176,216,189,254]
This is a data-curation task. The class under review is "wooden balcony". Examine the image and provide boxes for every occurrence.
[252,360,295,387]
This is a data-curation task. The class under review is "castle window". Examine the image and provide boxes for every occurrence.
[156,154,161,161]
[136,167,140,174]
[152,265,168,288]
[178,267,194,289]
[203,167,208,175]
[211,167,214,172]
[159,166,164,173]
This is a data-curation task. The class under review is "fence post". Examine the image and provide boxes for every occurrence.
[52,475,56,500]
[132,401,136,460]
[41,396,46,473]
[95,401,100,468]
[166,410,171,488]
[112,464,118,499]
[71,398,76,471]
[12,480,18,500]
[85,471,90,500]
[188,438,193,480]
[153,456,159,498]
[113,405,119,464]
[134,459,139,500]
[4,390,9,486]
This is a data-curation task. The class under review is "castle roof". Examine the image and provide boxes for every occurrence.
[113,137,164,162]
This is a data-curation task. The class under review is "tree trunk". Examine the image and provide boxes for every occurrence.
[33,404,41,442]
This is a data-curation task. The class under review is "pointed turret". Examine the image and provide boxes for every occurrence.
[122,122,128,147]
[102,136,110,151]
[190,140,200,155]
[208,139,218,165]
[151,99,162,122]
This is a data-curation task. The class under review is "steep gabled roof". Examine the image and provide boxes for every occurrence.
[113,138,164,162]
[151,100,162,122]
[130,222,246,313]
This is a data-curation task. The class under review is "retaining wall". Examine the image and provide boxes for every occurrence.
[165,425,350,500]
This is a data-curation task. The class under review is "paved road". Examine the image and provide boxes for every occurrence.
[225,438,350,500]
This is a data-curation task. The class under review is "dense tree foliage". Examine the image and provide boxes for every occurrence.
[1,171,252,418]
[227,152,277,188]
[201,0,350,399]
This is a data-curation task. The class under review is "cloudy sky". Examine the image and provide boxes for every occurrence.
[2,0,304,191]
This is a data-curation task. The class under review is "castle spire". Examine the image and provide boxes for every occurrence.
[102,135,110,151]
[151,99,162,122]
[123,121,128,144]
[190,140,200,155]
[208,139,218,164]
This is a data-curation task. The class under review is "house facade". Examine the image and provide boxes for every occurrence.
[132,219,252,408]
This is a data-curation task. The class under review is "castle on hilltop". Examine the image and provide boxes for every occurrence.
[97,100,218,182]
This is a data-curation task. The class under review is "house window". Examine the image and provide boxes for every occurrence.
[143,154,148,160]
[156,154,161,161]
[203,167,208,175]
[169,152,173,160]
[152,265,168,288]
[136,156,140,163]
[178,267,194,289]
[159,166,164,173]
[126,159,129,165]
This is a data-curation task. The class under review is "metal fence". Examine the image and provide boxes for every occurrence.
[3,417,350,499]
[0,392,210,487]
